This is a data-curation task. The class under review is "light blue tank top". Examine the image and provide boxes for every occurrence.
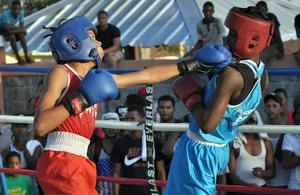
[189,60,265,144]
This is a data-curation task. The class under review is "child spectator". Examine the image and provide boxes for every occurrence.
[0,151,35,195]
[1,121,42,170]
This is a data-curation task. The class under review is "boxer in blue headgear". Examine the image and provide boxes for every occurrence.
[46,16,102,67]
[34,15,231,194]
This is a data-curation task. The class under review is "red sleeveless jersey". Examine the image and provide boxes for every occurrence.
[55,64,98,139]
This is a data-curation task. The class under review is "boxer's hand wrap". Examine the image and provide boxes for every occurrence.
[177,59,211,76]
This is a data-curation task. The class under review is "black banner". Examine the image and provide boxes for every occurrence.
[144,84,159,194]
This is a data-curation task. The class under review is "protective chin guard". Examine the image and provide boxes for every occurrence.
[225,7,274,59]
[48,16,102,66]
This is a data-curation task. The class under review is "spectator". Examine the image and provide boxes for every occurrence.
[295,14,300,38]
[229,111,275,188]
[264,93,285,125]
[281,95,300,190]
[263,93,291,188]
[256,1,285,65]
[1,121,42,170]
[124,93,146,108]
[185,1,225,56]
[117,93,147,137]
[90,112,120,194]
[111,105,166,195]
[155,95,182,176]
[96,10,124,68]
[0,123,12,153]
[274,88,294,124]
[1,151,35,195]
[0,1,34,65]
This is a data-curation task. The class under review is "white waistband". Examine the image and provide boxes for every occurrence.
[44,131,90,158]
[187,130,226,147]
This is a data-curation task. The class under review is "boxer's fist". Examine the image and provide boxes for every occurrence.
[172,76,206,112]
[62,69,119,115]
[194,44,232,76]
[177,44,232,76]
[80,69,119,104]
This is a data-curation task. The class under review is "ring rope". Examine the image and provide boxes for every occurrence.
[0,115,300,134]
[1,59,299,194]
[0,65,300,75]
[1,168,300,194]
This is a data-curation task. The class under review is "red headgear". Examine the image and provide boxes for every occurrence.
[225,7,274,59]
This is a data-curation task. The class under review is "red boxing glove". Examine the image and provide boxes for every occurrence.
[172,76,206,112]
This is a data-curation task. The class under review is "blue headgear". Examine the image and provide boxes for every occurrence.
[46,16,102,66]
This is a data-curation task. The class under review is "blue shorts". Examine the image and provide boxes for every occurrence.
[164,133,229,195]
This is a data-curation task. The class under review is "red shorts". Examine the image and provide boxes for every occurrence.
[37,150,98,195]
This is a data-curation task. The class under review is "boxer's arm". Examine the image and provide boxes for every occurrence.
[34,66,69,136]
[113,64,180,88]
[192,67,244,133]
[113,45,231,88]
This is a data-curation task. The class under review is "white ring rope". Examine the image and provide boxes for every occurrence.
[0,115,299,134]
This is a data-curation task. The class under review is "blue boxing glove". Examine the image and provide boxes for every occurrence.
[177,44,232,76]
[194,44,232,76]
[62,69,119,115]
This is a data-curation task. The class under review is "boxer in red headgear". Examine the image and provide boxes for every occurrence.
[225,7,274,59]
[165,7,274,194]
